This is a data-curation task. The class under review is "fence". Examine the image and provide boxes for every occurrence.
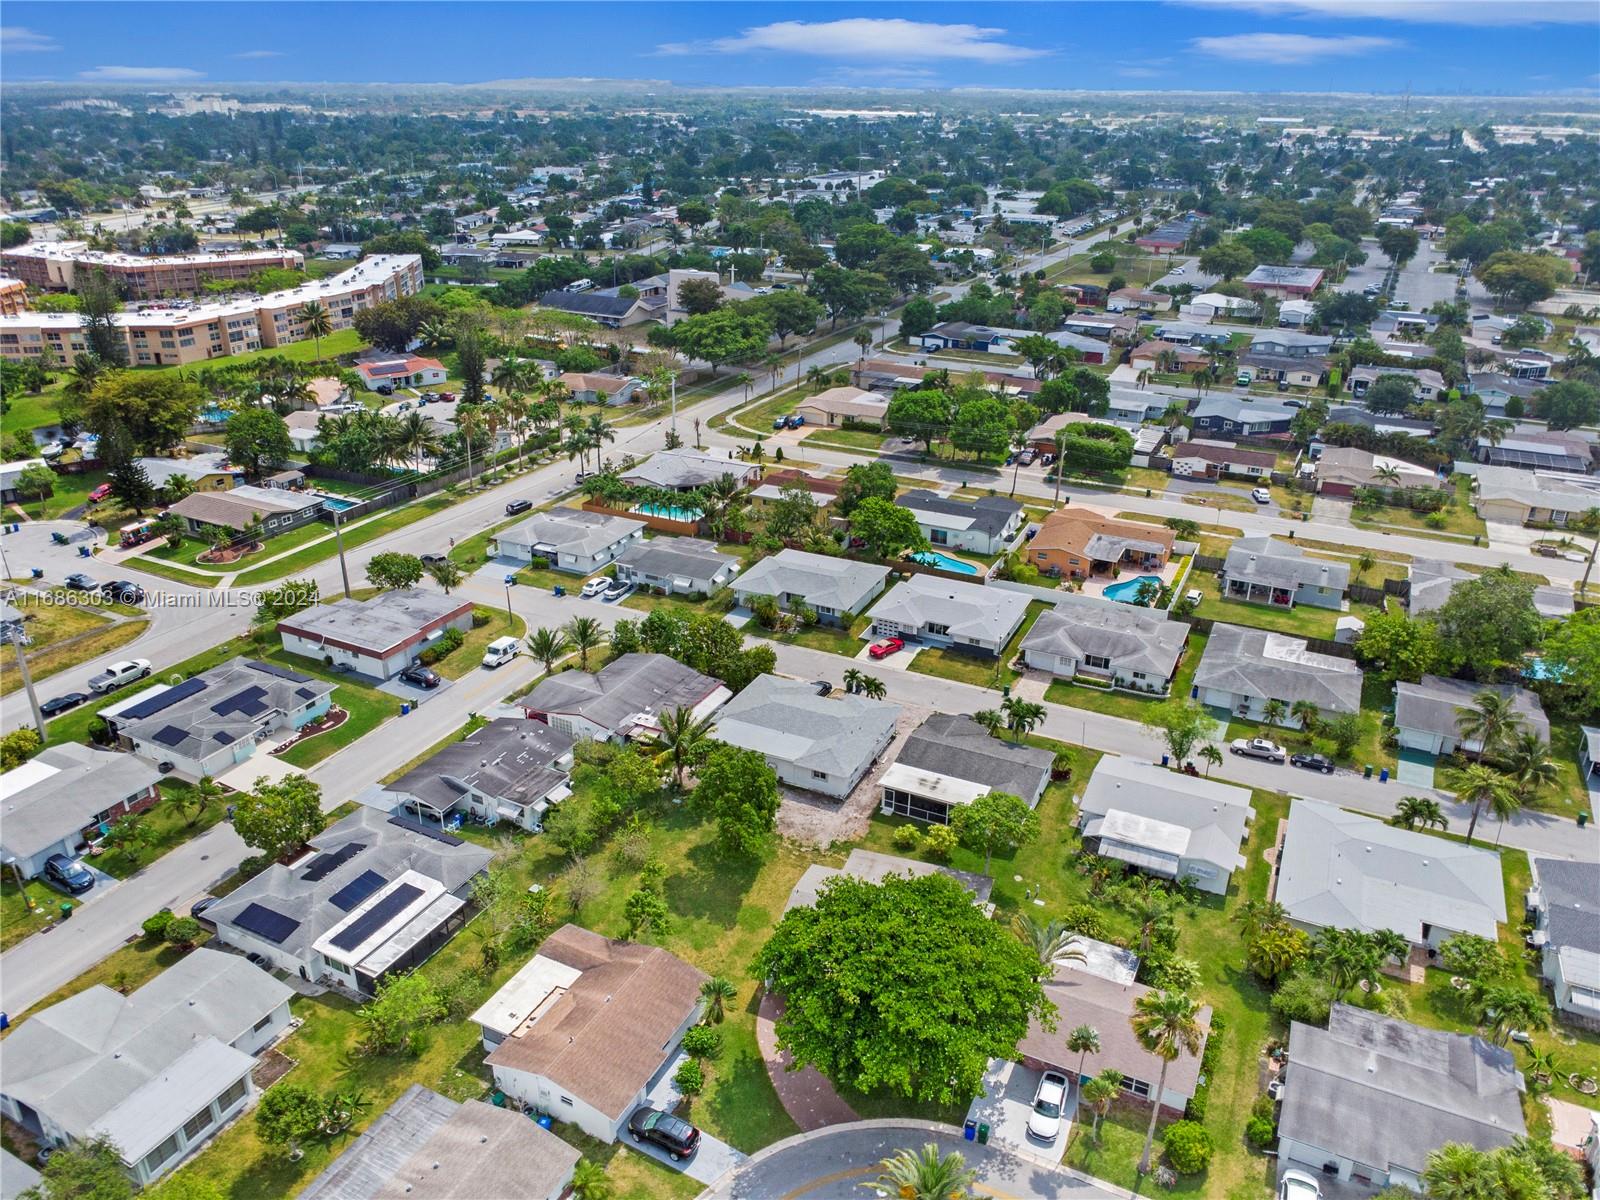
[1347,583,1389,608]
[581,500,700,537]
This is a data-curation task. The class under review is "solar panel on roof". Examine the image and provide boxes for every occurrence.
[234,902,300,945]
[213,731,236,745]
[294,687,317,701]
[328,869,387,912]
[301,841,366,882]
[117,676,208,721]
[211,685,269,717]
[330,882,422,951]
[152,725,188,748]
[387,814,465,846]
[245,659,312,684]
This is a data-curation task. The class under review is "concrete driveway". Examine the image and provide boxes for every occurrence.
[626,1050,747,1184]
[965,1060,1071,1168]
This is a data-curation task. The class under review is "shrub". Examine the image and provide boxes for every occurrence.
[1061,903,1107,940]
[681,1025,721,1059]
[921,824,957,861]
[437,627,465,654]
[892,824,923,852]
[1270,969,1337,1026]
[142,909,174,939]
[471,608,492,627]
[1161,1120,1213,1174]
[673,1057,705,1096]
[164,916,203,948]
[530,555,551,570]
[1245,1114,1277,1149]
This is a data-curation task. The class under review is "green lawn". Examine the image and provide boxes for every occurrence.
[249,647,398,769]
[1225,704,1395,774]
[1190,570,1372,639]
[1351,477,1486,540]
[907,600,1050,691]
[434,609,526,680]
[0,600,148,696]
[802,427,888,454]
[1047,631,1209,721]
[231,494,458,586]
[143,327,367,378]
[138,519,337,576]
[14,932,209,1020]
[0,877,58,951]
[93,780,230,878]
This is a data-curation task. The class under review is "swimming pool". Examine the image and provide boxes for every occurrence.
[319,495,359,513]
[631,502,704,522]
[1102,574,1163,604]
[1523,656,1567,682]
[911,550,980,576]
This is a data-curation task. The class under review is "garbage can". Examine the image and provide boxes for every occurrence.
[1379,767,1389,783]
[59,902,73,920]
[400,702,412,716]
[1579,812,1589,828]
[1363,764,1373,780]
[536,1114,553,1130]
[963,1120,977,1142]
[977,1123,989,1145]
[1161,754,1170,768]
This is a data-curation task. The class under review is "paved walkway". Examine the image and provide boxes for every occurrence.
[755,991,860,1132]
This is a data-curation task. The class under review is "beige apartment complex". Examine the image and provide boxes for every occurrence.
[0,242,305,298]
[0,254,422,368]
[0,278,26,316]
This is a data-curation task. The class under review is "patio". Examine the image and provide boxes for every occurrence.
[1080,555,1182,603]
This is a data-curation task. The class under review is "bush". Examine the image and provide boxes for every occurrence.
[892,824,923,852]
[142,909,174,939]
[673,1057,705,1096]
[1061,903,1107,940]
[1245,1114,1277,1149]
[238,853,270,881]
[920,824,957,861]
[1270,969,1337,1026]
[471,608,492,628]
[530,555,551,570]
[437,627,465,654]
[681,1025,721,1059]
[1161,1120,1213,1174]
[164,916,203,948]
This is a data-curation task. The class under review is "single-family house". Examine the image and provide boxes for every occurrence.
[1020,593,1188,693]
[355,355,446,390]
[733,549,890,625]
[1167,438,1276,481]
[1242,264,1325,297]
[1319,406,1434,439]
[1220,536,1349,610]
[1106,386,1177,423]
[491,508,645,573]
[134,453,243,493]
[1060,313,1136,343]
[483,925,707,1143]
[1018,962,1213,1113]
[383,718,575,834]
[785,849,994,913]
[0,458,48,504]
[897,489,1024,555]
[297,1084,580,1200]
[912,321,1021,354]
[1349,364,1448,404]
[1275,799,1506,948]
[1277,1006,1525,1192]
[1470,465,1600,526]
[1129,339,1209,373]
[880,713,1052,825]
[1581,725,1600,783]
[1237,351,1328,389]
[1313,446,1442,497]
[1135,213,1203,253]
[1276,298,1317,328]
[1190,396,1296,439]
[0,745,161,879]
[555,372,642,406]
[1250,329,1334,358]
[794,386,891,429]
[865,574,1028,658]
[713,674,899,800]
[1025,411,1101,453]
[1393,674,1550,757]
[276,589,474,680]
[0,949,292,1186]
[208,806,492,992]
[1180,292,1261,322]
[101,657,335,779]
[536,288,655,329]
[1474,429,1592,475]
[1469,371,1545,417]
[1194,624,1362,726]
[1107,287,1171,314]
[1150,321,1236,347]
[1527,859,1600,1029]
[614,537,739,596]
[1406,559,1573,620]
[283,409,325,455]
[619,447,759,492]
[1076,757,1253,895]
[1026,511,1174,580]
[518,652,730,742]
[168,485,326,540]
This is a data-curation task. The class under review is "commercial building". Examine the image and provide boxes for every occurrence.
[1242,264,1325,297]
[0,241,304,298]
[0,277,27,316]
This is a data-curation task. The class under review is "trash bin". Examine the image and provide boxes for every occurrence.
[1363,764,1373,779]
[59,902,73,920]
[1579,812,1589,828]
[79,545,91,557]
[1379,767,1390,783]
[400,702,411,716]
[963,1119,977,1142]
[977,1122,989,1145]
[1161,754,1170,767]
[536,1114,553,1130]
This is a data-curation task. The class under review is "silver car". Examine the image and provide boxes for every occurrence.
[1026,1071,1069,1142]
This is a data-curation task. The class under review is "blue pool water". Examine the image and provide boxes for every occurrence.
[1102,574,1163,604]
[912,551,980,575]
[1524,657,1567,682]
[319,495,359,513]
[631,502,704,522]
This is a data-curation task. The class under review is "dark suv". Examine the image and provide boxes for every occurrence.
[505,498,532,516]
[43,853,95,895]
[628,1107,700,1160]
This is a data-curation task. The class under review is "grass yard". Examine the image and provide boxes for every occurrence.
[435,609,526,680]
[1,377,70,434]
[0,877,58,951]
[143,328,367,378]
[232,494,458,586]
[1351,477,1486,541]
[1047,631,1210,721]
[19,467,113,521]
[802,427,888,454]
[92,780,231,878]
[907,600,1050,692]
[248,647,398,769]
[1189,570,1376,640]
[139,520,336,576]
[1,612,149,696]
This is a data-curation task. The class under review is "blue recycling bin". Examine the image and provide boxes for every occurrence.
[400,702,411,716]
[536,1114,553,1130]
[963,1119,977,1142]
[79,545,91,557]
[1379,767,1390,783]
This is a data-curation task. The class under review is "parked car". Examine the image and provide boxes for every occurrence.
[580,576,611,599]
[868,636,905,660]
[1183,588,1203,607]
[627,1107,700,1161]
[505,498,533,516]
[785,414,806,429]
[1017,449,1036,467]
[399,663,442,689]
[375,384,393,395]
[1291,752,1334,774]
[1279,1168,1321,1200]
[602,578,632,602]
[190,895,220,930]
[419,553,449,568]
[809,680,833,697]
[1027,1071,1069,1143]
[87,483,112,504]
[1251,487,1272,504]
[1231,737,1286,763]
[101,580,145,604]
[39,691,88,718]
[64,573,97,591]
[87,658,151,694]
[43,853,95,895]
[772,416,788,430]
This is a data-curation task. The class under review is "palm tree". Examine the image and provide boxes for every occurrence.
[1123,888,1176,957]
[526,626,571,675]
[562,616,605,672]
[1000,696,1045,744]
[1452,764,1510,851]
[1352,550,1377,584]
[1008,430,1031,497]
[1081,1070,1122,1144]
[456,403,485,484]
[853,328,873,363]
[396,410,440,470]
[865,1144,977,1200]
[1456,691,1523,761]
[417,317,453,353]
[856,674,887,700]
[1422,1142,1499,1200]
[297,302,331,362]
[1390,795,1448,832]
[1015,914,1088,971]
[700,976,737,1023]
[584,413,617,473]
[735,372,754,400]
[1289,700,1320,735]
[1066,1023,1100,1081]
[1198,744,1223,776]
[1231,898,1290,943]
[569,1159,612,1200]
[1502,731,1559,812]
[1372,463,1402,489]
[654,705,715,789]
[1477,984,1549,1046]
[1131,990,1205,1175]
[1260,698,1287,730]
[842,667,866,695]
[971,709,1004,739]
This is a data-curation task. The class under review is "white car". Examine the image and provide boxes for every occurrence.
[1231,737,1287,763]
[1251,487,1272,504]
[1184,588,1203,606]
[1171,266,1185,275]
[580,576,610,599]
[1026,1071,1069,1143]
[1279,1168,1322,1200]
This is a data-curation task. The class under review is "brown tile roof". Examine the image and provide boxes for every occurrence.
[1030,511,1174,558]
[1173,440,1277,468]
[558,372,629,394]
[485,925,707,1120]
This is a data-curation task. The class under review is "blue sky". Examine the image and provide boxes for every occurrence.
[3,2,1597,95]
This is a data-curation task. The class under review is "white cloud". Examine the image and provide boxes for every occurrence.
[1191,33,1398,63]
[1178,0,1595,25]
[1118,66,1168,78]
[78,65,205,81]
[657,19,1046,63]
[231,49,283,59]
[1,26,59,52]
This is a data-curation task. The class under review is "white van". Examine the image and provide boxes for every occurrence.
[482,636,520,669]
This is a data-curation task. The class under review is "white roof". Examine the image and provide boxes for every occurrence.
[469,954,582,1039]
[92,1038,255,1160]
[879,761,990,807]
[1095,808,1191,857]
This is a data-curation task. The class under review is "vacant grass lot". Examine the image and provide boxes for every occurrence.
[0,611,148,696]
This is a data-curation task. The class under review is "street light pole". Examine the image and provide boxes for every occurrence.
[503,575,516,625]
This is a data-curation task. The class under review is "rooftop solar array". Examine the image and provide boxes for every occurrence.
[328,869,387,913]
[301,841,365,882]
[117,676,207,721]
[234,902,300,945]
[387,814,465,846]
[330,882,422,951]
[246,659,312,684]
[152,725,188,748]
[211,684,269,718]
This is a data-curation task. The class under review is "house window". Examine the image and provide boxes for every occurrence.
[1120,1076,1152,1099]
[182,1108,213,1142]
[811,770,828,781]
[1085,654,1111,670]
[216,1078,248,1111]
[252,1013,274,1033]
[559,1096,574,1107]
[927,623,950,637]
[930,529,948,546]
[142,1132,182,1176]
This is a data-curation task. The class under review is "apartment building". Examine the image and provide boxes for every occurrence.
[0,278,26,316]
[0,255,422,367]
[0,241,304,298]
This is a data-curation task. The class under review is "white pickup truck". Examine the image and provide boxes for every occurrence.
[87,658,152,694]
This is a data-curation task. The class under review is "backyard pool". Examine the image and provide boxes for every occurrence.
[911,550,980,576]
[631,501,704,522]
[1102,574,1163,604]
[319,494,359,513]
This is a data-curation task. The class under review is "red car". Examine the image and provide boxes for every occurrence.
[88,483,112,504]
[868,636,905,660]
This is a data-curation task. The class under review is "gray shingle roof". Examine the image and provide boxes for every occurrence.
[1191,397,1296,425]
[735,549,889,614]
[615,537,737,584]
[1223,536,1351,593]
[1407,559,1573,619]
[388,719,573,818]
[1532,858,1600,956]
[0,744,161,859]
[517,652,725,735]
[496,508,645,559]
[620,447,751,490]
[1193,623,1362,714]
[1276,799,1506,941]
[865,574,1028,645]
[895,713,1052,803]
[898,489,1022,539]
[1280,1005,1524,1177]
[712,673,899,780]
[1078,757,1253,876]
[785,849,993,913]
[1394,674,1549,744]
[1021,595,1187,680]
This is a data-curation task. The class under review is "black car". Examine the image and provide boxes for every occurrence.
[63,573,97,591]
[628,1107,700,1161]
[419,553,448,568]
[809,680,833,696]
[101,580,146,604]
[43,853,95,895]
[190,895,219,929]
[400,663,442,689]
[1290,752,1335,774]
[40,691,88,717]
[505,498,532,516]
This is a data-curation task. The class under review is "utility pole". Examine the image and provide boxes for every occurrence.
[332,511,351,599]
[4,611,46,738]
[670,374,678,441]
